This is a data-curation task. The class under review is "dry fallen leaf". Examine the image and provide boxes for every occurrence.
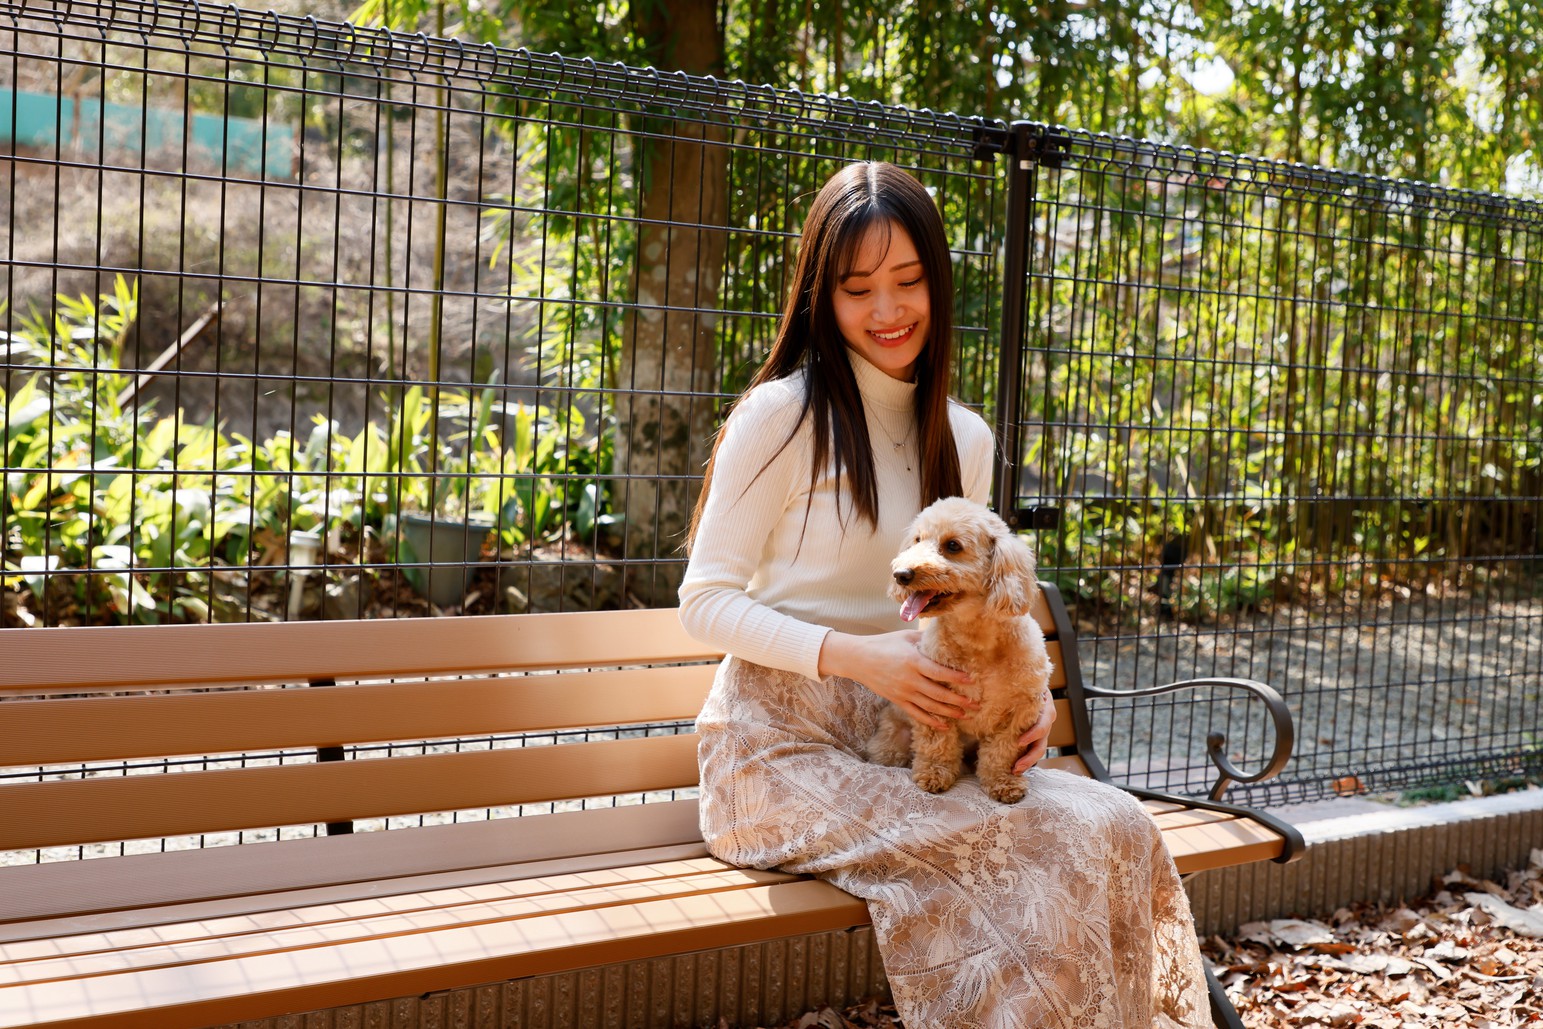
[1267,918,1340,947]
[1201,857,1543,1029]
[1465,893,1543,939]
[1333,953,1416,976]
[1288,999,1363,1026]
[1424,939,1472,962]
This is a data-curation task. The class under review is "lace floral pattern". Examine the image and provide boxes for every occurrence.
[697,657,1212,1029]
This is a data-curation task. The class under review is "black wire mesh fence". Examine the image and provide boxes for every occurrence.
[1001,129,1543,805]
[1,0,1540,816]
[0,0,1005,628]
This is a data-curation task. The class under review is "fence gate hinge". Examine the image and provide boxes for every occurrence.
[1006,126,1067,171]
[1022,127,1069,170]
[970,122,1012,162]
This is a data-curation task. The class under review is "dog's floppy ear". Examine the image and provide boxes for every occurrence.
[986,529,1037,616]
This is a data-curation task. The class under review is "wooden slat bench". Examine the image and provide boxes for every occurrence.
[0,583,1303,1029]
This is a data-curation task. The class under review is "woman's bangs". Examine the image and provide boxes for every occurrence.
[831,205,895,281]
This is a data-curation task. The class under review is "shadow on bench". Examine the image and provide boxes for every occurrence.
[0,584,1303,1028]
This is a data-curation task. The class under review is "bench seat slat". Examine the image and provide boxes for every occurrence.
[0,802,709,935]
[1,857,763,963]
[5,806,1290,989]
[1147,806,1242,831]
[1163,816,1288,874]
[0,809,1291,982]
[0,735,701,853]
[0,865,808,986]
[0,878,870,1029]
[0,665,719,766]
[0,802,1287,1029]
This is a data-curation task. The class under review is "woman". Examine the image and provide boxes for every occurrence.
[679,162,1210,1028]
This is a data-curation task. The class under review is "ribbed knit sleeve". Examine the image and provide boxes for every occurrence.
[677,378,834,679]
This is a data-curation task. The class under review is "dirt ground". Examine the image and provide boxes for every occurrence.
[1076,591,1543,805]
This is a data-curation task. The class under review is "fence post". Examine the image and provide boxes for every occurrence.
[311,677,354,835]
[992,122,1065,531]
[991,122,1036,528]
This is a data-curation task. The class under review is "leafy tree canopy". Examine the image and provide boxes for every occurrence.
[346,0,1542,195]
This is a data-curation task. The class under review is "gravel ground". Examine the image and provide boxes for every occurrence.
[1074,593,1543,804]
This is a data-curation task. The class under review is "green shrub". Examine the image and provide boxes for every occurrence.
[2,279,613,623]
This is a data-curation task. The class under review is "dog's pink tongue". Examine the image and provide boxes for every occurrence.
[899,591,936,622]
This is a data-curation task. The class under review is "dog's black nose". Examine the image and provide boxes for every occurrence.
[893,568,914,585]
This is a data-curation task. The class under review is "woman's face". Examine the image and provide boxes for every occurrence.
[832,219,930,382]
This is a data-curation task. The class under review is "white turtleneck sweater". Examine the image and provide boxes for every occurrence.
[678,350,996,680]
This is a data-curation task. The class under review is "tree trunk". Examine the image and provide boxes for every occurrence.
[614,0,728,605]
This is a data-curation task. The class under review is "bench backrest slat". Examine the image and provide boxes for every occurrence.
[0,665,718,766]
[0,734,701,852]
[0,641,1071,766]
[0,595,1079,853]
[0,608,719,693]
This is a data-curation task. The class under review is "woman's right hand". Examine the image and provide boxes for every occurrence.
[817,630,978,730]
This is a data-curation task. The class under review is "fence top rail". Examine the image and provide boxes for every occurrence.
[4,0,1008,155]
[1036,125,1543,225]
[13,0,1537,219]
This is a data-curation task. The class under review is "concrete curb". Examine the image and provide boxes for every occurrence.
[1185,788,1543,937]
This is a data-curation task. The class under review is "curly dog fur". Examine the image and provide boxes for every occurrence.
[865,497,1053,803]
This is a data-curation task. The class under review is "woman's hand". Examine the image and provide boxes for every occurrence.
[1012,693,1057,774]
[817,630,977,730]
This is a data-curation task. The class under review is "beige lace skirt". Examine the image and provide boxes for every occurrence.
[695,657,1212,1029]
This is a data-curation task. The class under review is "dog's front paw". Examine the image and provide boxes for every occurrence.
[913,764,959,794]
[983,775,1026,804]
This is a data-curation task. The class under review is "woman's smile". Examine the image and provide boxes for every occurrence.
[870,322,919,345]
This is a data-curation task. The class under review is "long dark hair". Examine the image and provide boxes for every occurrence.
[687,162,963,550]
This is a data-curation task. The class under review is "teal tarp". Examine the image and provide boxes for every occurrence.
[1,87,292,179]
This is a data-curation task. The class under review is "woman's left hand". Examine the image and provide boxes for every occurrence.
[1012,694,1057,775]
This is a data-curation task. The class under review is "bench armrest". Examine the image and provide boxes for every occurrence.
[1078,676,1295,803]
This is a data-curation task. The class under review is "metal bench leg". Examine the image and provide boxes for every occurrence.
[1205,963,1245,1029]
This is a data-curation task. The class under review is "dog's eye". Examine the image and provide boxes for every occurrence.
[944,539,963,554]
